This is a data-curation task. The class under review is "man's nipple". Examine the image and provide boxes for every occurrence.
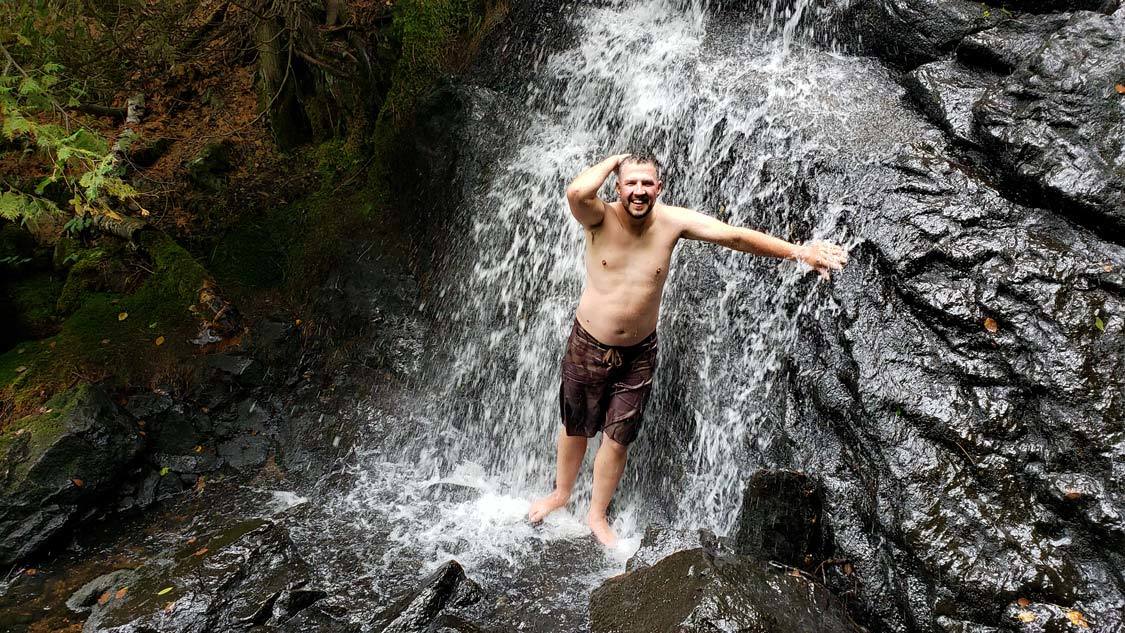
[655,267,661,276]
[601,259,607,267]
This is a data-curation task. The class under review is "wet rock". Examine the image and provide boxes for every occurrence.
[66,569,138,613]
[421,482,481,504]
[0,384,143,565]
[624,525,724,573]
[974,9,1125,232]
[733,470,829,570]
[206,353,266,387]
[905,60,996,146]
[956,13,1072,73]
[85,521,325,632]
[787,140,1125,631]
[217,434,270,470]
[835,0,1002,68]
[368,560,487,633]
[590,549,863,633]
[253,315,300,367]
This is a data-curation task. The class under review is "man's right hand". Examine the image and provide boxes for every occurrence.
[566,154,630,228]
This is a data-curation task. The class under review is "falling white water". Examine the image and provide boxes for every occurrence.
[303,0,931,625]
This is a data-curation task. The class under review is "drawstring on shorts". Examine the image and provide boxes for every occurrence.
[602,347,623,368]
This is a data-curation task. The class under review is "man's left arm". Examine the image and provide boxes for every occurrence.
[675,207,848,278]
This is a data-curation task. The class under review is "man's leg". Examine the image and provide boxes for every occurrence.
[529,426,588,523]
[587,435,628,546]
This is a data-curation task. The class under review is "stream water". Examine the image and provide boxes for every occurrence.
[276,0,935,629]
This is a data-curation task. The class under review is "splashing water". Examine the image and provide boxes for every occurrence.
[301,0,929,626]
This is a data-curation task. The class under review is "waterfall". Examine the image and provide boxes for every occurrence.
[307,0,924,619]
[415,0,844,533]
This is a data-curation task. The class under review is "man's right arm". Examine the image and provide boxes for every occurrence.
[565,154,629,227]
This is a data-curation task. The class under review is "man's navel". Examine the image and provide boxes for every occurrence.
[601,259,607,267]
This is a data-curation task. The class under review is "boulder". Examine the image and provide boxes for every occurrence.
[0,384,143,565]
[590,549,864,633]
[367,560,488,633]
[974,9,1125,232]
[787,140,1125,630]
[84,521,326,632]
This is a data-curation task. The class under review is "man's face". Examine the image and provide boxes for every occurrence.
[615,162,662,220]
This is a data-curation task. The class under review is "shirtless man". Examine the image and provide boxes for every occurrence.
[528,153,848,546]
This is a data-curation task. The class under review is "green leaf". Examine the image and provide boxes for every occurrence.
[16,34,31,46]
[160,466,170,476]
[2,113,32,138]
[42,62,63,73]
[157,587,173,596]
[34,176,55,195]
[18,77,43,96]
[1095,317,1106,332]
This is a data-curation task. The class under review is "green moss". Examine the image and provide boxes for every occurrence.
[9,272,63,333]
[312,138,362,186]
[56,247,109,314]
[379,0,489,126]
[0,388,74,486]
[1,232,209,419]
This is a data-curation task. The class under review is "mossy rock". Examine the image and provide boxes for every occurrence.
[56,247,117,315]
[1,230,210,418]
[0,383,143,565]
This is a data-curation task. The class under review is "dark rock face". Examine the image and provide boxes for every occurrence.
[833,0,1002,68]
[904,60,994,146]
[955,13,1073,73]
[590,549,864,633]
[368,560,489,633]
[84,521,325,632]
[974,9,1125,231]
[0,384,142,565]
[733,470,829,570]
[781,141,1125,631]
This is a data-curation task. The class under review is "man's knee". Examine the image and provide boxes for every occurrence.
[601,434,629,454]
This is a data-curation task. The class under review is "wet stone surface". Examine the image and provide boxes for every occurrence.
[591,548,864,633]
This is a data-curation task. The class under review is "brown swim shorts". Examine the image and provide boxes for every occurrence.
[559,320,658,446]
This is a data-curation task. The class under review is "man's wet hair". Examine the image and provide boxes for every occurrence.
[616,153,663,180]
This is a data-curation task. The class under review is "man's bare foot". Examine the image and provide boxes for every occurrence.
[587,512,617,547]
[528,490,570,524]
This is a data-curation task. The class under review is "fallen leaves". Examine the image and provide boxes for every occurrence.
[1116,83,1125,95]
[98,591,111,606]
[1016,610,1036,623]
[1067,610,1090,628]
[984,317,999,333]
[155,336,165,346]
[15,366,27,373]
[71,478,85,488]
[192,547,208,557]
[157,586,173,596]
[1094,316,1105,332]
[115,587,128,600]
[1017,597,1030,607]
[1063,489,1082,501]
[118,311,129,321]
[159,466,170,476]
[23,568,37,576]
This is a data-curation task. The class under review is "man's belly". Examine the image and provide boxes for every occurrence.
[575,287,661,346]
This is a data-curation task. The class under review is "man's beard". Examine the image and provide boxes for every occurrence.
[625,196,653,219]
